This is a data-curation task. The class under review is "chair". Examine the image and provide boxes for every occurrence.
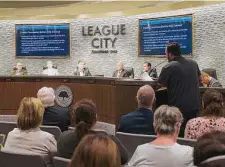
[116,132,156,159]
[116,132,197,159]
[202,68,217,79]
[177,137,196,147]
[40,125,62,140]
[68,126,75,130]
[0,150,47,167]
[68,122,115,136]
[125,68,134,78]
[94,121,116,136]
[0,115,16,122]
[53,156,71,167]
[0,121,17,139]
[43,65,58,70]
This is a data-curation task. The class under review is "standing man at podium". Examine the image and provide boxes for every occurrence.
[158,42,201,137]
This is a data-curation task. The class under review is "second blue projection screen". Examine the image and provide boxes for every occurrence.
[139,15,193,57]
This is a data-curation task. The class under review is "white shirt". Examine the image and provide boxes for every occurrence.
[79,71,84,76]
[42,68,59,76]
[3,128,57,167]
[128,143,194,167]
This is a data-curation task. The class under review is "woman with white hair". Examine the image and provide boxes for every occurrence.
[37,87,70,132]
[128,105,194,167]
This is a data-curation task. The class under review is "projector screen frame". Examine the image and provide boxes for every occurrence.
[138,13,194,58]
[15,23,71,59]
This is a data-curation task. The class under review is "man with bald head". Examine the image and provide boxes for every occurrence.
[112,61,129,78]
[118,85,155,135]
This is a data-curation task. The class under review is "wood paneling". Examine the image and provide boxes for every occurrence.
[0,76,156,125]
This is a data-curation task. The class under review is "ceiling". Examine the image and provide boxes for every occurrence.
[0,1,223,20]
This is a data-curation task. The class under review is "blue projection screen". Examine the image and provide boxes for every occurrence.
[139,15,193,57]
[15,24,70,58]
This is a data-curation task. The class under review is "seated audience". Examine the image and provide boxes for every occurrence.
[201,71,222,87]
[185,89,225,139]
[139,62,158,79]
[73,60,92,76]
[10,62,27,76]
[37,87,70,132]
[69,133,121,167]
[193,131,225,167]
[118,85,155,135]
[42,61,59,76]
[57,99,128,165]
[3,97,57,167]
[112,61,129,78]
[128,105,193,167]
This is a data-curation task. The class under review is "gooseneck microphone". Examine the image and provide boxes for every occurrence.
[152,58,168,70]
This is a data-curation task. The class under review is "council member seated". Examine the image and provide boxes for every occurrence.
[118,85,155,135]
[112,61,129,78]
[73,60,92,76]
[10,63,27,76]
[42,61,59,76]
[140,62,158,79]
[127,105,193,167]
[201,71,222,87]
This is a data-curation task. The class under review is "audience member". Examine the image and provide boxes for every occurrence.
[139,62,158,79]
[185,89,225,139]
[158,42,201,137]
[112,61,129,78]
[42,61,59,76]
[68,133,121,167]
[201,71,222,87]
[128,105,193,167]
[10,62,27,76]
[37,87,70,132]
[193,131,225,167]
[118,85,155,135]
[73,60,92,76]
[57,99,128,165]
[3,97,57,167]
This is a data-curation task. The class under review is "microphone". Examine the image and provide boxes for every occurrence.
[152,58,168,70]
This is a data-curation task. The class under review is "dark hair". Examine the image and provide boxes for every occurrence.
[201,89,224,117]
[69,133,121,167]
[144,62,151,67]
[71,99,97,140]
[194,131,225,166]
[166,42,181,57]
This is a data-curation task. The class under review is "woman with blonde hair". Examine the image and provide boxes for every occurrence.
[69,133,121,167]
[3,97,57,167]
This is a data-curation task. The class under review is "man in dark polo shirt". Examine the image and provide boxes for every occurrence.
[158,42,201,137]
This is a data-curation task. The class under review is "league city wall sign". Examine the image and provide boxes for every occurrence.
[82,24,126,54]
